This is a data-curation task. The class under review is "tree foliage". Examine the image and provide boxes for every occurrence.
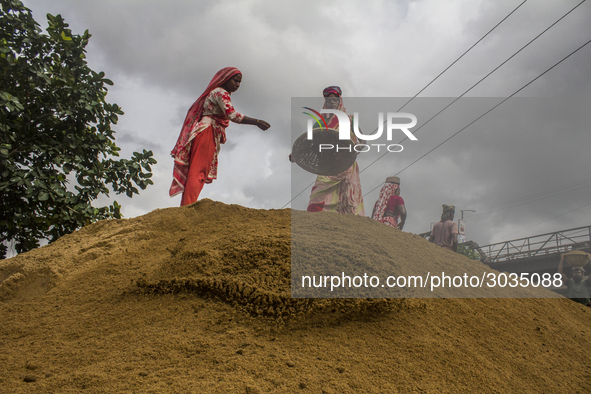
[457,243,480,261]
[0,0,156,258]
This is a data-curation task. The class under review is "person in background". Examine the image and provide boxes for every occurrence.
[304,86,365,216]
[371,176,407,230]
[558,254,591,306]
[169,67,270,206]
[429,204,458,252]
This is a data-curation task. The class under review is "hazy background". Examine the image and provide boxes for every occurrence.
[22,0,591,247]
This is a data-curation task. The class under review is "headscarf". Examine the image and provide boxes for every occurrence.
[170,67,241,159]
[323,86,342,97]
[322,85,346,129]
[441,204,455,221]
[371,177,400,223]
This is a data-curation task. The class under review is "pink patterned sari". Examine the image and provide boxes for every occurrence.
[371,182,400,227]
[307,93,365,216]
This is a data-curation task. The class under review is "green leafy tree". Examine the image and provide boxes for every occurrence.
[457,243,480,261]
[0,0,156,258]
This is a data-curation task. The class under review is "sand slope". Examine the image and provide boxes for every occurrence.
[1,199,590,393]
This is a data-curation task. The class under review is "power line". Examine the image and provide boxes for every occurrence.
[392,0,528,113]
[362,0,588,197]
[281,1,528,209]
[391,37,591,178]
[363,36,591,198]
[281,178,316,209]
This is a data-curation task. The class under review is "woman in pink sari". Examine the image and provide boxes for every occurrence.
[306,86,365,216]
[371,176,407,230]
[169,67,270,206]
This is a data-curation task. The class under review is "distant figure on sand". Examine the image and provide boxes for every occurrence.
[429,204,458,252]
[169,67,270,206]
[371,176,406,230]
[558,254,591,306]
[302,86,365,215]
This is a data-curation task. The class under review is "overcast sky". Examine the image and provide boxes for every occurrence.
[22,0,591,247]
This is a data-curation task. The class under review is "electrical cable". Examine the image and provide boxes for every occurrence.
[362,0,588,197]
[363,36,591,197]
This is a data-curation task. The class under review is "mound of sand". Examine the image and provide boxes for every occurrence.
[1,199,590,393]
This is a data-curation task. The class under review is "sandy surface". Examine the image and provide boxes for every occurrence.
[1,199,590,393]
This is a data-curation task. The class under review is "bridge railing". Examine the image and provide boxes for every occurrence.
[478,225,591,263]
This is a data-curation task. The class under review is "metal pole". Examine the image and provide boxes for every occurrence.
[460,209,475,220]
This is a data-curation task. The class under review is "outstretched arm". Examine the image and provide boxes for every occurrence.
[213,89,270,130]
[241,116,270,130]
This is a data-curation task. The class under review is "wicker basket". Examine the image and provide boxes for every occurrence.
[563,250,590,267]
[291,128,357,176]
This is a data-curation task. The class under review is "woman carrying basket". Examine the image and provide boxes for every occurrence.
[169,67,270,206]
[305,86,365,216]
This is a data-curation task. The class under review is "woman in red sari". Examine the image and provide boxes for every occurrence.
[169,67,270,206]
[371,176,407,230]
[306,86,365,216]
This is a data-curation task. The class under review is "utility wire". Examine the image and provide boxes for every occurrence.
[385,37,591,184]
[281,1,528,209]
[392,0,528,113]
[362,0,588,197]
[281,180,316,209]
[364,37,591,197]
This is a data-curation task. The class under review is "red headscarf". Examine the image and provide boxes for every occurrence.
[323,86,342,97]
[322,85,346,129]
[170,67,241,158]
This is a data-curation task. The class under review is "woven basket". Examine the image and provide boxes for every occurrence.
[291,128,357,176]
[563,250,590,267]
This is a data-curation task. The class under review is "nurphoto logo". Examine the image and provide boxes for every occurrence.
[302,108,418,152]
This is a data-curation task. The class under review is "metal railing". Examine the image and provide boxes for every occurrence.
[478,225,591,263]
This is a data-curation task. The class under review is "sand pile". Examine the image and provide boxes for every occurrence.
[132,201,394,321]
[1,199,590,393]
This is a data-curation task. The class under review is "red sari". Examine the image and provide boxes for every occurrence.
[169,67,244,205]
[372,182,401,227]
